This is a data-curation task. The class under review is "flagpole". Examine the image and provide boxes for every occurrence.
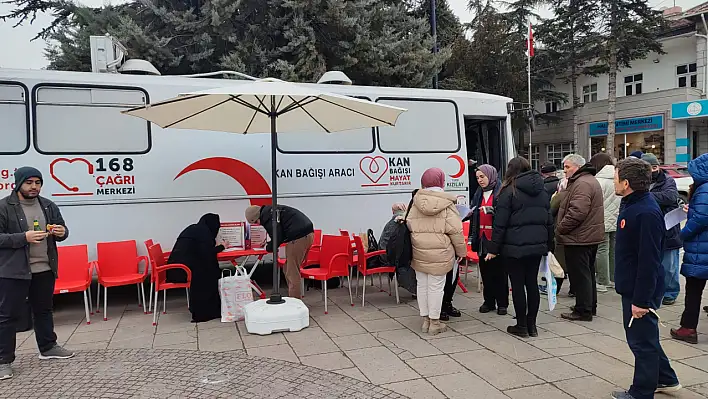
[527,22,533,161]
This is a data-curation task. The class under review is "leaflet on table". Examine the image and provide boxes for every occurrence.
[247,223,268,249]
[218,222,244,249]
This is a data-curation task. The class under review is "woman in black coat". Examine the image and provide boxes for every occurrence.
[485,157,554,338]
[166,213,225,323]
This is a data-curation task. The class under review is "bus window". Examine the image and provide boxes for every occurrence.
[277,96,375,154]
[376,98,461,153]
[0,83,29,154]
[34,85,150,155]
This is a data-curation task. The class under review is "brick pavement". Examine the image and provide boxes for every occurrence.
[7,276,708,398]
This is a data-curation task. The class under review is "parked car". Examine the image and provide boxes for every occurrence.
[660,164,692,204]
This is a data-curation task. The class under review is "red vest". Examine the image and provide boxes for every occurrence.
[479,193,494,240]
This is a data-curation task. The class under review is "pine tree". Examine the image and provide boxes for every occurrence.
[535,0,602,151]
[6,0,449,87]
[597,0,666,155]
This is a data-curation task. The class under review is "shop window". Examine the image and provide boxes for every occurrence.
[677,63,698,88]
[530,145,540,170]
[582,84,598,103]
[34,85,150,154]
[624,73,643,96]
[547,143,574,169]
[377,98,460,153]
[0,83,29,154]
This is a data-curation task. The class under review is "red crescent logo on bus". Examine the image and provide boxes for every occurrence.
[175,157,272,206]
[447,155,465,179]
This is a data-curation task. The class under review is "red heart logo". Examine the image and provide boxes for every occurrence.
[50,158,94,193]
[359,156,389,184]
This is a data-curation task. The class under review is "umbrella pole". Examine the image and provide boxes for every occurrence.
[267,97,285,305]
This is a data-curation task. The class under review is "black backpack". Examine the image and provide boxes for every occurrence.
[385,191,417,269]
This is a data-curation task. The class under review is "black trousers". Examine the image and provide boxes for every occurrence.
[480,256,509,308]
[565,245,598,316]
[0,271,58,364]
[680,276,706,330]
[507,256,541,327]
[443,267,458,305]
[622,295,678,399]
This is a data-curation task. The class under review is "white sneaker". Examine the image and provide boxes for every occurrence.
[656,382,681,393]
[0,363,12,380]
[596,284,608,293]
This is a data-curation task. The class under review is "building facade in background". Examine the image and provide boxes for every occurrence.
[531,4,708,167]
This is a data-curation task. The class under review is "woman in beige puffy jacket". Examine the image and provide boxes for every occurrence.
[407,168,467,335]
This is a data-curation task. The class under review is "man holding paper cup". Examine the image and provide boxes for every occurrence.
[611,157,680,399]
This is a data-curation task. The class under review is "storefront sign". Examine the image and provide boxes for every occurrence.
[671,99,708,120]
[588,115,664,137]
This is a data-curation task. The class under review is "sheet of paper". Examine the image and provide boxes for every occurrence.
[249,224,268,249]
[219,222,244,248]
[456,204,472,220]
[664,207,687,230]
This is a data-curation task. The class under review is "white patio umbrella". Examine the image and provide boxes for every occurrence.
[122,78,406,306]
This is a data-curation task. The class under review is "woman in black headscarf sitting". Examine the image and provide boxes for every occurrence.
[166,213,225,323]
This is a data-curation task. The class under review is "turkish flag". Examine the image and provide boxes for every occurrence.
[528,23,534,57]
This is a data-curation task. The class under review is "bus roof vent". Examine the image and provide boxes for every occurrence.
[317,71,352,85]
[89,34,161,75]
[120,59,161,76]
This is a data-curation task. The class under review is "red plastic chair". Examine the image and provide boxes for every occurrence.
[95,240,149,321]
[300,235,352,313]
[352,235,398,307]
[55,245,95,325]
[462,221,482,292]
[304,229,323,267]
[144,239,172,312]
[148,243,192,326]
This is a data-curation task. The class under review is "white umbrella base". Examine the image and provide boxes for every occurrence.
[243,297,310,335]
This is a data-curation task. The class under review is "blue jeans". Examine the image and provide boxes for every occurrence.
[621,295,679,399]
[662,249,680,301]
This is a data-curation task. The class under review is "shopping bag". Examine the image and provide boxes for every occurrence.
[539,255,557,311]
[547,252,565,279]
[218,275,254,322]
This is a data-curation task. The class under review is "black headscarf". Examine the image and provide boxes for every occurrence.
[178,213,221,244]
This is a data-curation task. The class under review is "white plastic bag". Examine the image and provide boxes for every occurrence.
[218,275,254,322]
[539,255,557,311]
[547,252,565,279]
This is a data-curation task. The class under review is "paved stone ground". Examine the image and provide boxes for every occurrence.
[8,273,708,398]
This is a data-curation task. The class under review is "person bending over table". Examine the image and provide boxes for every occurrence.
[245,205,314,299]
[166,213,225,323]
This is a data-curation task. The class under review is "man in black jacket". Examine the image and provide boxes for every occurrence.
[541,162,560,199]
[611,158,680,399]
[641,154,682,306]
[0,167,73,380]
[245,204,314,299]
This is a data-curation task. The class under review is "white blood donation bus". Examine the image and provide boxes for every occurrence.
[0,40,516,258]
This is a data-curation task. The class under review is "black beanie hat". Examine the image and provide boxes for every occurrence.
[540,162,557,174]
[14,167,43,192]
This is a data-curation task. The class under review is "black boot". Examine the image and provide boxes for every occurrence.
[443,302,461,318]
[507,325,529,338]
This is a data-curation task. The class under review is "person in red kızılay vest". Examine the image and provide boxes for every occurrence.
[245,205,314,299]
[0,166,74,381]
